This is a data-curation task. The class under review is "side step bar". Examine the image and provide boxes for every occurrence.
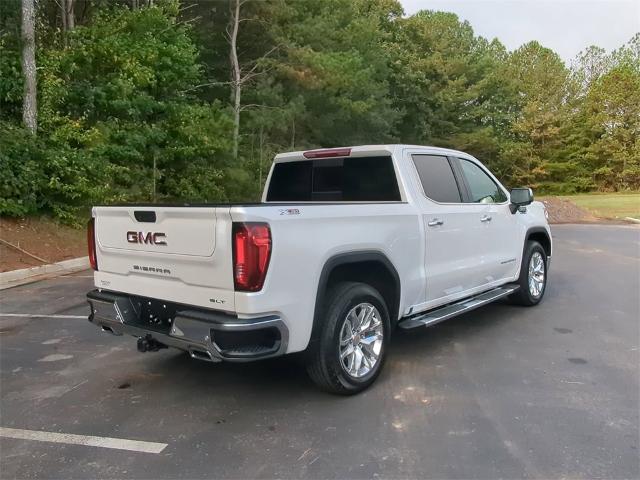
[398,284,519,330]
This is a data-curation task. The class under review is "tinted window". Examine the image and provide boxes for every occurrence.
[459,159,507,203]
[412,155,461,203]
[266,156,401,202]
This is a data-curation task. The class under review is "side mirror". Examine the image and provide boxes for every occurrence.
[509,188,533,214]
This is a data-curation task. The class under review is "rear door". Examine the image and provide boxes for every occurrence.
[410,153,489,305]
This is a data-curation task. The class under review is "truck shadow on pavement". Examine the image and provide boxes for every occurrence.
[108,300,523,403]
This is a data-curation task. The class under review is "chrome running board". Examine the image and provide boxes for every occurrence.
[398,284,519,330]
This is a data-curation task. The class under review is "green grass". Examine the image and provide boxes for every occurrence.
[558,193,640,220]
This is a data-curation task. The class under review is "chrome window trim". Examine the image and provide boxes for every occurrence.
[405,149,511,207]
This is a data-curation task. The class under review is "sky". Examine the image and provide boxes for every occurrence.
[400,0,640,64]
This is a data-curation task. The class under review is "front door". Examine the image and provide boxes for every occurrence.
[455,157,520,283]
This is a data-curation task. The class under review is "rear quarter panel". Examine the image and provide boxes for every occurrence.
[230,203,424,353]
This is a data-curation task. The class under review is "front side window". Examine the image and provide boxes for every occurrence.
[458,159,507,204]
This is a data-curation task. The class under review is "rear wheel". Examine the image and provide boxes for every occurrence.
[510,241,547,306]
[306,282,390,395]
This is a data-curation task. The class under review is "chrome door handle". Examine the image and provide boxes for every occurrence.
[427,219,444,227]
[480,215,492,222]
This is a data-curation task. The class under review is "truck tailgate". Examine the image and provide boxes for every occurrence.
[93,206,236,312]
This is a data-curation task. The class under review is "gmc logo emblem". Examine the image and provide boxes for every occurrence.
[127,231,167,245]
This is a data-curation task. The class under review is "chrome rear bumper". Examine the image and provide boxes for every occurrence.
[87,289,288,362]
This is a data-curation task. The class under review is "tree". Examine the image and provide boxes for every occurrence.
[559,34,640,192]
[499,42,570,187]
[571,46,611,93]
[2,0,639,222]
[583,66,640,190]
[60,0,75,32]
[224,0,280,160]
[21,0,37,135]
[251,0,400,148]
[228,0,242,160]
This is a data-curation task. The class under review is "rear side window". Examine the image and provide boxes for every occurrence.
[412,154,462,203]
[266,156,401,202]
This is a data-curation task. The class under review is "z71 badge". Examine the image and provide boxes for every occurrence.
[279,208,300,216]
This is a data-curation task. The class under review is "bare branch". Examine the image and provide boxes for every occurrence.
[0,238,49,264]
[160,16,201,34]
[240,63,277,85]
[181,81,231,94]
[238,45,280,82]
[239,69,268,85]
[179,3,197,13]
[240,104,283,112]
[258,44,281,61]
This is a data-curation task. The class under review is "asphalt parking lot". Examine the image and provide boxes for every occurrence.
[1,224,638,479]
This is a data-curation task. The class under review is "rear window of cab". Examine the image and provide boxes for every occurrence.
[266,156,401,202]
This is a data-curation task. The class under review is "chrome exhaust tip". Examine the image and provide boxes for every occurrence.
[188,347,215,362]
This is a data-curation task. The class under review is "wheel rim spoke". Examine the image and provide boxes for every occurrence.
[340,319,353,346]
[340,343,354,359]
[360,334,381,358]
[352,347,364,375]
[359,305,375,332]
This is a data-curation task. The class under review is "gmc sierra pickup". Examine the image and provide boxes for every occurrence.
[87,145,551,394]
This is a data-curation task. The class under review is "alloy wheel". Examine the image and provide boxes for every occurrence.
[338,303,384,378]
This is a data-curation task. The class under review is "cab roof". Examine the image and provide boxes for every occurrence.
[273,144,474,163]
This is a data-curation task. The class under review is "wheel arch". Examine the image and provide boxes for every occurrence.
[310,251,401,346]
[525,227,552,257]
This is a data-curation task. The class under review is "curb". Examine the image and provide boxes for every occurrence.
[0,257,90,290]
[624,217,640,224]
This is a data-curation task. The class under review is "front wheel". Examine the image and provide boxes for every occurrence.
[306,282,390,395]
[510,241,548,306]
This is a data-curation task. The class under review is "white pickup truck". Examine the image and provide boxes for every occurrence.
[87,145,551,394]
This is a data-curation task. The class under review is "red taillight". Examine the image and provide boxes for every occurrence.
[87,217,98,271]
[303,148,351,159]
[233,222,271,292]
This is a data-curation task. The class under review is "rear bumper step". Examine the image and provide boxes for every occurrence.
[398,284,519,330]
[87,289,288,362]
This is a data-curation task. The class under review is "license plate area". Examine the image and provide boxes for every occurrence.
[127,296,177,334]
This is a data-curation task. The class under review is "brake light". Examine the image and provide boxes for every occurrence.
[233,222,271,292]
[303,148,351,159]
[87,217,98,271]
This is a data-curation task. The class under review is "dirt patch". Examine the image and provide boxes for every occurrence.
[0,217,86,272]
[541,198,601,224]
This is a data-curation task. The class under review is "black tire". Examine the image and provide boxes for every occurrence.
[510,240,548,306]
[306,282,391,395]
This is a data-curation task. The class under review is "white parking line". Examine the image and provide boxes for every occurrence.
[0,427,167,454]
[0,314,86,319]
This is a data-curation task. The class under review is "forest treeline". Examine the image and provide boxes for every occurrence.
[1,0,638,222]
